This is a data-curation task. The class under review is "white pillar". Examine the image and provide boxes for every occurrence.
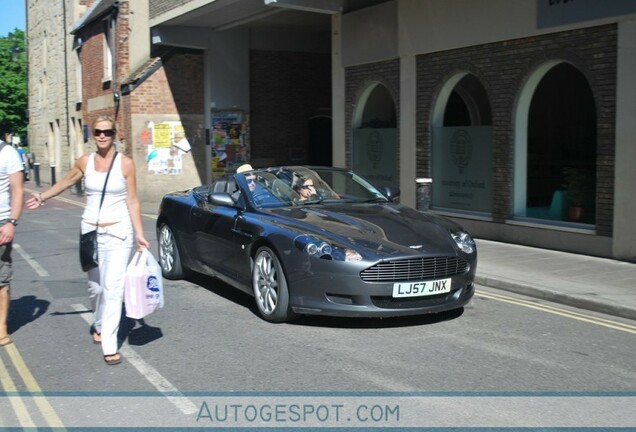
[613,20,636,260]
[331,14,346,168]
[399,54,417,207]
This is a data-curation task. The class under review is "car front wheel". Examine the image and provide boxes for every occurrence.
[158,223,187,280]
[252,246,295,323]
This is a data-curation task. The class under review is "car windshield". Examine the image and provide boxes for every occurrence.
[240,167,389,208]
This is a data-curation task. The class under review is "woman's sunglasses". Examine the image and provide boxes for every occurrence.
[94,129,116,137]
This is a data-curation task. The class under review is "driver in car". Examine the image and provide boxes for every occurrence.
[232,164,257,202]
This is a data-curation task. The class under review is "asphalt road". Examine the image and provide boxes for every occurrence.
[1,197,634,429]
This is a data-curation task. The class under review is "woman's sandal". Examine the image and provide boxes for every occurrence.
[90,326,101,344]
[103,353,122,365]
[0,336,13,347]
[92,332,102,344]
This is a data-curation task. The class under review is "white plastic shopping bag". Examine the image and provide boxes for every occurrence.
[124,248,164,319]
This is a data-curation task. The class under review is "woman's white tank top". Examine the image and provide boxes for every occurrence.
[81,153,130,224]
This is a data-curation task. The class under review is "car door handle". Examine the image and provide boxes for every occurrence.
[232,228,252,239]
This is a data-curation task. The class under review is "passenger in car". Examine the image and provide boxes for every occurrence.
[293,177,318,201]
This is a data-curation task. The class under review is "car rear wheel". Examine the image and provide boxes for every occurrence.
[158,223,187,280]
[252,246,295,323]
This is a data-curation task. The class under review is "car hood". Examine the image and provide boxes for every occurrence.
[266,203,462,257]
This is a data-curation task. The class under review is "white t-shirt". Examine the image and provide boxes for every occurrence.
[0,143,24,220]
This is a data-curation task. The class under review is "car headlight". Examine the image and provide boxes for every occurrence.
[305,241,332,257]
[294,234,362,262]
[451,231,476,254]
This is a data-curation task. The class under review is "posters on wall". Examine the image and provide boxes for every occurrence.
[141,121,192,175]
[211,111,249,177]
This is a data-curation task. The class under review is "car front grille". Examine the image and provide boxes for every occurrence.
[360,256,468,283]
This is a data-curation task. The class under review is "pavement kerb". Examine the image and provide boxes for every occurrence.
[475,274,636,321]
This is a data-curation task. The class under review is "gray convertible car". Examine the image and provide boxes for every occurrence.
[156,166,477,322]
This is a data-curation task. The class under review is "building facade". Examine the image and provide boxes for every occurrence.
[26,0,636,262]
[26,0,87,184]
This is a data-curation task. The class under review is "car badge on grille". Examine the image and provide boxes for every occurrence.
[409,245,423,249]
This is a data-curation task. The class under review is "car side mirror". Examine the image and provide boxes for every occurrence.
[383,186,400,202]
[207,192,237,208]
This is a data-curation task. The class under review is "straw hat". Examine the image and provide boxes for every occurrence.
[236,164,253,173]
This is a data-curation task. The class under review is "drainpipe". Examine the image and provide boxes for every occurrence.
[63,0,71,160]
[111,2,121,115]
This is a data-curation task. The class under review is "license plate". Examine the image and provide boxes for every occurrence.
[392,278,452,298]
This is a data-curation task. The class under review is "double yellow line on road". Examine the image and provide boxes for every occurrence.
[476,290,636,334]
[0,343,64,429]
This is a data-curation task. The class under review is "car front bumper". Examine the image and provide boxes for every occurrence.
[287,259,476,318]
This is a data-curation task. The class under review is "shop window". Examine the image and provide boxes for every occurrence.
[444,75,492,127]
[432,74,493,214]
[524,63,596,224]
[352,83,397,188]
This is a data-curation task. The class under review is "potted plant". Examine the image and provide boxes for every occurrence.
[562,167,594,222]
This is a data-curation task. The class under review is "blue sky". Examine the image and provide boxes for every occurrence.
[0,0,26,37]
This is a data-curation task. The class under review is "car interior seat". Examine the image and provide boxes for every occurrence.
[213,181,227,193]
[272,179,299,202]
[225,179,237,194]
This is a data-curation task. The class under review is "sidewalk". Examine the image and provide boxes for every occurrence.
[475,239,636,321]
[34,187,636,321]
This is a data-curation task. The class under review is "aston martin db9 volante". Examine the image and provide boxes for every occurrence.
[156,166,477,322]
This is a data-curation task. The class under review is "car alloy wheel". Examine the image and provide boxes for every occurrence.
[159,223,185,279]
[252,246,294,322]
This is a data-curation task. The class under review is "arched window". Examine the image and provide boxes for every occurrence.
[352,83,397,187]
[519,62,596,224]
[432,73,493,213]
[444,74,492,127]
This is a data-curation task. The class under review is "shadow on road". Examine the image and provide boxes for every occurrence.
[8,295,49,334]
[292,307,464,329]
[186,272,465,329]
[119,316,164,346]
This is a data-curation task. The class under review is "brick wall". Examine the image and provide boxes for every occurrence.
[79,2,130,134]
[78,2,206,204]
[250,50,331,166]
[123,51,205,204]
[415,24,616,237]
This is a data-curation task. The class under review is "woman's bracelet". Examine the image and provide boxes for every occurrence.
[37,193,45,205]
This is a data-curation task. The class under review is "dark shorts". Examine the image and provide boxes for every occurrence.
[0,242,12,287]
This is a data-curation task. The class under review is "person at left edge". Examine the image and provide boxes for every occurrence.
[25,116,150,365]
[16,144,29,181]
[0,133,24,347]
